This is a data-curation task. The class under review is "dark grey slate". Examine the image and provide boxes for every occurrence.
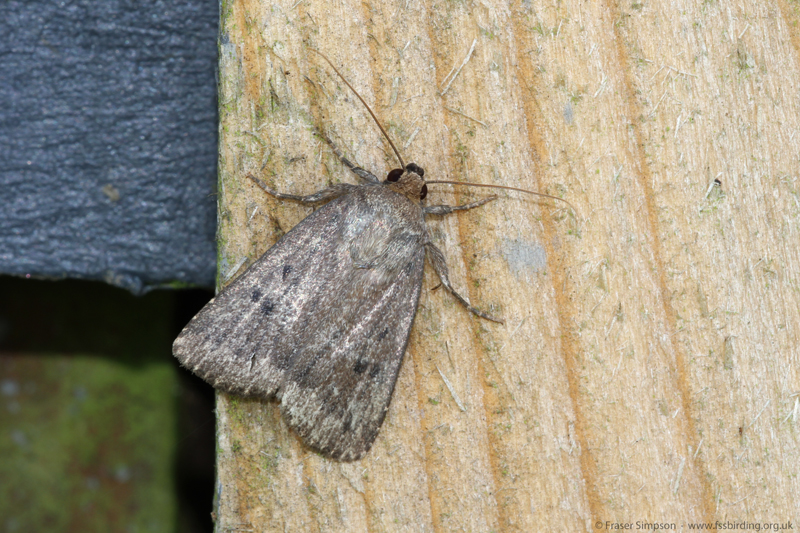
[1,0,219,294]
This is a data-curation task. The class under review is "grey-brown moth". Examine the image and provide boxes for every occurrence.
[173,51,569,461]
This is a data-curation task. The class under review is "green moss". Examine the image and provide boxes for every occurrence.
[0,354,177,532]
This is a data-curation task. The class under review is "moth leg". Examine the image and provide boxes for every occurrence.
[315,131,380,183]
[425,243,504,324]
[248,174,356,205]
[424,196,497,216]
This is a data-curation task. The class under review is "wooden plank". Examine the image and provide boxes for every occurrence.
[213,0,800,529]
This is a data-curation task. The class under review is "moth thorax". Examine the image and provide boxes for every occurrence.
[385,163,428,202]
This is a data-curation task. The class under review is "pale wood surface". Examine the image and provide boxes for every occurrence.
[213,0,800,530]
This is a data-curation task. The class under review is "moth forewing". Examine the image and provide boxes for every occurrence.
[174,182,430,460]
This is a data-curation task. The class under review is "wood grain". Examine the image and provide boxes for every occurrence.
[213,0,800,530]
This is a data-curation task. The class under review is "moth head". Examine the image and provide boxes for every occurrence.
[385,163,427,202]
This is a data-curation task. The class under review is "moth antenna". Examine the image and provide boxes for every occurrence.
[427,180,577,214]
[310,49,575,216]
[310,48,406,170]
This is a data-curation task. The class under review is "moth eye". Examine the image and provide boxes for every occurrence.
[406,163,424,177]
[386,169,403,182]
[420,184,428,200]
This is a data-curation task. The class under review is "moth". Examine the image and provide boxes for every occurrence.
[174,51,569,461]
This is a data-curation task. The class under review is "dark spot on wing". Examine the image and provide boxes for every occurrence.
[353,358,369,374]
[251,289,262,302]
[342,412,352,432]
[377,327,389,340]
[369,363,381,379]
[282,264,292,280]
[260,299,275,315]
